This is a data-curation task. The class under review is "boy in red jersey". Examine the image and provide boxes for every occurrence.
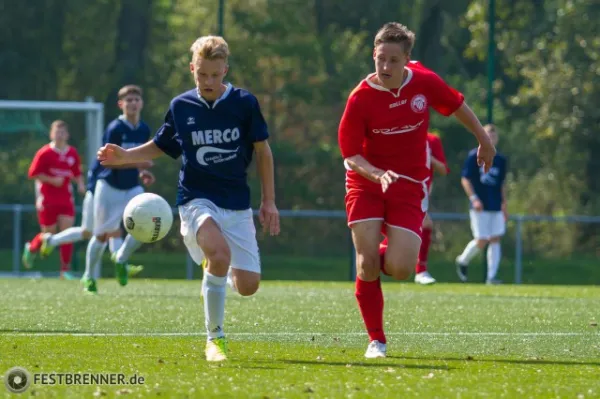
[338,22,496,358]
[378,132,450,285]
[22,120,85,278]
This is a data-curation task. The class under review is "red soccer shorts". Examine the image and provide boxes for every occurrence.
[345,174,428,238]
[37,202,75,227]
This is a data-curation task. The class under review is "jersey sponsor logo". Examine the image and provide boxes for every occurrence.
[196,146,239,166]
[410,94,427,113]
[480,166,500,185]
[49,168,74,177]
[372,120,424,135]
[66,156,75,166]
[187,117,195,125]
[389,99,407,109]
[191,128,240,146]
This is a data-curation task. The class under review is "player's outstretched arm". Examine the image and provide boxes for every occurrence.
[98,141,164,166]
[453,103,496,173]
[254,140,280,236]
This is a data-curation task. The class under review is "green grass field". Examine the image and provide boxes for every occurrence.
[1,279,599,398]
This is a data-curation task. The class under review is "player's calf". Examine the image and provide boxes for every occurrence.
[229,269,260,296]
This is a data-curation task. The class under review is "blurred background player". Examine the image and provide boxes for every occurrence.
[378,131,450,285]
[81,85,155,293]
[456,124,507,284]
[338,22,495,359]
[34,164,147,279]
[97,35,280,362]
[22,120,85,279]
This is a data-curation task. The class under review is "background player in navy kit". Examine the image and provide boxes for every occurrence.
[37,163,148,279]
[97,36,280,362]
[456,124,507,284]
[82,85,156,292]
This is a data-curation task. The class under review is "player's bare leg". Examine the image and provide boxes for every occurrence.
[383,226,420,281]
[57,215,76,280]
[229,269,259,297]
[486,236,502,284]
[197,218,230,362]
[352,220,387,358]
[415,213,436,285]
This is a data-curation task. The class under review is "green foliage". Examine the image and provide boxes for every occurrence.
[0,0,598,257]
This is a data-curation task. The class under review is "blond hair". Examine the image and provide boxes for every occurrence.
[374,22,416,55]
[118,85,143,100]
[190,35,230,64]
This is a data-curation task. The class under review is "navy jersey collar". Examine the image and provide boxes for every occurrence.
[118,115,141,130]
[196,83,233,109]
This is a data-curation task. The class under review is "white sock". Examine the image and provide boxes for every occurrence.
[115,234,142,264]
[84,237,106,280]
[109,237,124,255]
[457,239,481,265]
[227,268,238,293]
[487,243,501,281]
[203,271,227,340]
[92,256,103,280]
[48,227,85,247]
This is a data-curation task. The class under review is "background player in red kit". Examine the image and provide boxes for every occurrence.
[338,22,496,358]
[379,132,450,285]
[22,120,85,278]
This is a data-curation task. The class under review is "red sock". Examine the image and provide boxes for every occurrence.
[379,238,391,276]
[29,233,44,252]
[59,244,73,272]
[416,227,432,274]
[355,277,386,344]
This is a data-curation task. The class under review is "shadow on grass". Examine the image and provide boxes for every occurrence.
[390,355,600,367]
[281,359,452,370]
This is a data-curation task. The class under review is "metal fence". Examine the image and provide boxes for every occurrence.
[2,204,599,283]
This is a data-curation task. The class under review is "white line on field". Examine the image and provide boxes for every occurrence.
[0,332,595,337]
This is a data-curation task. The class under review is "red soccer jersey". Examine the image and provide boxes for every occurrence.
[338,61,464,183]
[28,144,82,207]
[426,132,449,190]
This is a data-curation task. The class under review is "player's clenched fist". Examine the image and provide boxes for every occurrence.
[477,142,496,174]
[97,143,128,166]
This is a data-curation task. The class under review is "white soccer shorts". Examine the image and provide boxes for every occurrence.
[93,179,144,236]
[179,198,261,274]
[81,190,94,233]
[469,210,506,240]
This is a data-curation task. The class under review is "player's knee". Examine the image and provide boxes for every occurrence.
[489,236,501,243]
[355,251,380,281]
[95,234,108,243]
[204,248,231,275]
[236,280,259,297]
[385,259,413,280]
[82,230,92,240]
[476,239,488,248]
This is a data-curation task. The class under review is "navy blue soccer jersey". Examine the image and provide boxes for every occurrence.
[461,148,507,211]
[86,164,100,193]
[153,84,269,209]
[97,116,151,190]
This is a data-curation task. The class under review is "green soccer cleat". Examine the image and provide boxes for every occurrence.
[40,233,54,259]
[112,253,128,287]
[127,264,144,278]
[81,277,98,294]
[21,242,37,269]
[60,271,78,281]
[205,337,228,362]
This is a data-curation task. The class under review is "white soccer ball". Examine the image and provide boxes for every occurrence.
[123,193,173,243]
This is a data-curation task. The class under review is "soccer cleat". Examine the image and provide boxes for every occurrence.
[39,233,54,259]
[127,264,144,277]
[21,242,36,269]
[81,277,98,294]
[205,337,228,361]
[364,340,387,359]
[455,257,468,282]
[111,253,128,287]
[415,271,436,285]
